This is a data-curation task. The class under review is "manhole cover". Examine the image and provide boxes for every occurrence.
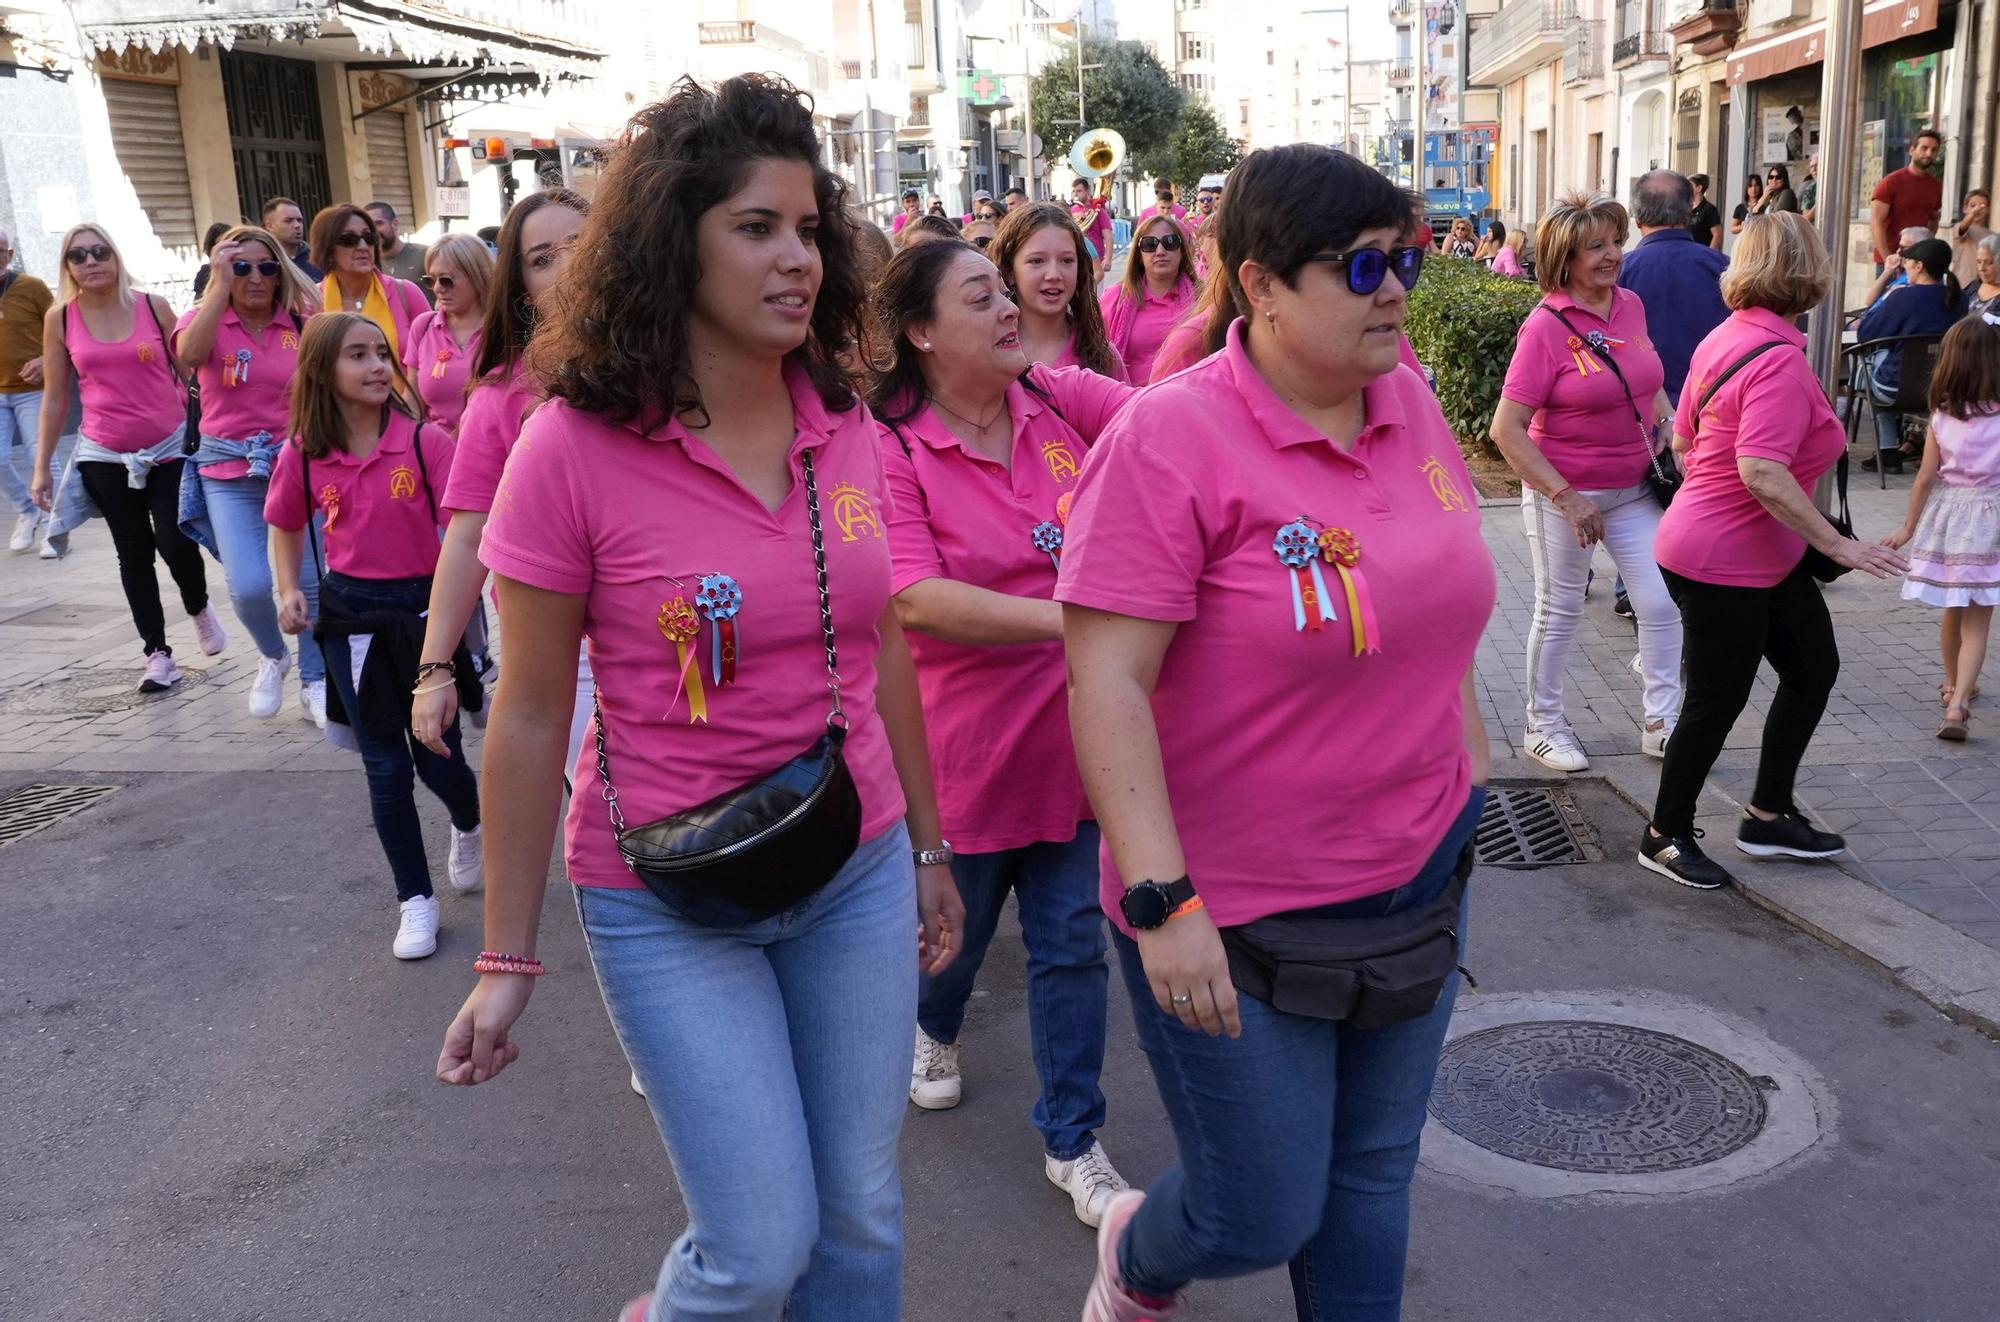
[0,663,216,716]
[1476,786,1589,866]
[0,783,119,846]
[1428,1020,1768,1173]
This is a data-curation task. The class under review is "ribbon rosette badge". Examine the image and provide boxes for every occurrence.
[694,573,743,688]
[1273,520,1337,634]
[657,595,709,723]
[432,348,452,380]
[1031,520,1064,571]
[226,347,253,388]
[1318,527,1382,657]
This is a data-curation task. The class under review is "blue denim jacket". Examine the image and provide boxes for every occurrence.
[177,431,280,558]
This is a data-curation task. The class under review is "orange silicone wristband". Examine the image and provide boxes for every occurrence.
[1168,895,1206,921]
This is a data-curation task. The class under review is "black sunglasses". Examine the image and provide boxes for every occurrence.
[972,236,993,249]
[64,244,113,265]
[333,231,375,248]
[232,259,282,277]
[1306,245,1426,295]
[420,272,458,291]
[1137,233,1184,254]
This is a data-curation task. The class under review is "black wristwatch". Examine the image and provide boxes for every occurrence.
[1120,875,1199,931]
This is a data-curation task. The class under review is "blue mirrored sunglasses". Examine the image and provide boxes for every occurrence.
[1306,245,1426,296]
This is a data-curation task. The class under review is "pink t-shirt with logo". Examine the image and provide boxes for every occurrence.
[264,411,453,579]
[65,299,183,453]
[478,365,906,889]
[1056,320,1495,934]
[402,311,483,434]
[1656,307,1845,587]
[441,363,541,514]
[174,305,303,479]
[1100,280,1197,386]
[879,364,1134,853]
[1500,288,1666,491]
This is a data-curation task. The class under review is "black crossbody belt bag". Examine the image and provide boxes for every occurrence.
[1219,841,1474,1030]
[596,449,862,925]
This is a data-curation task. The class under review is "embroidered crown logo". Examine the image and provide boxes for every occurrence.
[1042,437,1080,481]
[1420,455,1471,514]
[388,464,418,500]
[829,481,882,542]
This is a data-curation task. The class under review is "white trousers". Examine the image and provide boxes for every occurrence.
[1521,483,1683,732]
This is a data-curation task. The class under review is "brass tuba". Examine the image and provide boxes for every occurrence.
[1069,127,1125,197]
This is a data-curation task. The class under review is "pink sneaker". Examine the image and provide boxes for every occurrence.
[138,651,182,693]
[191,604,228,655]
[615,1294,652,1322]
[1083,1190,1181,1321]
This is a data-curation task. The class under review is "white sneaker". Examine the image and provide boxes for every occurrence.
[393,896,440,959]
[191,604,228,655]
[299,680,328,728]
[247,655,290,719]
[910,1028,962,1110]
[9,509,43,551]
[448,824,484,893]
[1524,729,1590,773]
[1642,720,1676,759]
[37,530,67,560]
[1046,1141,1131,1228]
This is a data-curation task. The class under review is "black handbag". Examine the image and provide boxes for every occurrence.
[594,448,863,925]
[1538,303,1681,507]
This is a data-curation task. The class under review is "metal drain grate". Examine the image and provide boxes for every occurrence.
[1476,786,1588,867]
[0,783,119,846]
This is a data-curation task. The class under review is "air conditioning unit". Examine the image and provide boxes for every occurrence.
[995,129,1024,150]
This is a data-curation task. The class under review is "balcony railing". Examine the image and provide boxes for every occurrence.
[1389,1,1415,22]
[698,19,755,44]
[1612,28,1669,63]
[1467,0,1567,85]
[1388,58,1414,82]
[1563,17,1604,84]
[906,97,930,129]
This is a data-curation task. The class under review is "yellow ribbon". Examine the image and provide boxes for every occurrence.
[658,596,708,723]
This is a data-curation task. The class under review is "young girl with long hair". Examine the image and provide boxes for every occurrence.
[990,201,1123,379]
[1098,212,1198,385]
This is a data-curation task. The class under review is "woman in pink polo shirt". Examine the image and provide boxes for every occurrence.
[869,237,1138,1227]
[310,203,428,367]
[29,223,224,694]
[430,76,963,1322]
[1100,213,1198,385]
[1643,213,1906,888]
[267,313,481,961]
[992,201,1125,379]
[1060,145,1494,1322]
[403,233,492,434]
[174,223,325,723]
[1491,192,1683,774]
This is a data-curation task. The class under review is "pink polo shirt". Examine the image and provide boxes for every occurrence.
[1100,279,1197,386]
[264,411,453,579]
[1056,320,1495,934]
[1046,332,1127,382]
[1500,288,1666,491]
[403,311,483,434]
[1656,308,1844,587]
[1137,203,1189,224]
[174,306,303,479]
[1150,317,1209,379]
[479,365,906,889]
[65,299,182,452]
[880,364,1134,854]
[1072,202,1113,260]
[441,363,541,514]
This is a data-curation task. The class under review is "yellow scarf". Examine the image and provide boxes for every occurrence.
[322,273,400,358]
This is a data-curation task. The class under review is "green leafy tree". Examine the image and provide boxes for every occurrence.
[1404,256,1543,454]
[1029,38,1182,169]
[1138,100,1243,191]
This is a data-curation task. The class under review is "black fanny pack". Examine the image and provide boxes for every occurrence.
[1220,840,1475,1030]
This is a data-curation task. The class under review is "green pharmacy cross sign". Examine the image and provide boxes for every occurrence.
[961,69,1003,105]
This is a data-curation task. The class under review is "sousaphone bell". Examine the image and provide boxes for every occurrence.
[1069,127,1126,187]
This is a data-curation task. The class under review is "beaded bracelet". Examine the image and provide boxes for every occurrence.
[474,951,547,976]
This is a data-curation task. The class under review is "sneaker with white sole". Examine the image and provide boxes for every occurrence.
[138,651,182,693]
[629,1070,646,1098]
[1641,720,1675,759]
[393,895,440,959]
[38,530,68,560]
[448,824,485,893]
[248,655,290,719]
[299,679,328,728]
[910,1027,962,1109]
[1524,728,1589,773]
[1083,1189,1181,1321]
[191,604,228,655]
[1047,1141,1131,1228]
[9,509,43,552]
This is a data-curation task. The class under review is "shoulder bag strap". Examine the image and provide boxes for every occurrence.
[1693,341,1791,417]
[302,450,327,578]
[141,294,192,393]
[408,418,438,525]
[1538,302,1659,477]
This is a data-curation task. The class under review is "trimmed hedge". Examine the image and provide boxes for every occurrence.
[1406,257,1542,456]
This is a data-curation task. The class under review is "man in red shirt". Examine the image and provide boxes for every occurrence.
[1070,177,1114,279]
[1870,128,1943,266]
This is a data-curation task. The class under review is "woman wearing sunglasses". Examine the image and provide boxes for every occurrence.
[1490,192,1682,775]
[1059,145,1493,1322]
[30,223,225,694]
[991,201,1124,380]
[961,216,998,256]
[1098,214,1198,386]
[309,203,428,363]
[174,223,327,722]
[402,233,494,434]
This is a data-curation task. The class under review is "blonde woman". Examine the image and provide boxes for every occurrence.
[1097,212,1197,385]
[403,233,493,433]
[174,223,326,721]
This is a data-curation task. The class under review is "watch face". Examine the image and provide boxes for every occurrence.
[1121,884,1169,929]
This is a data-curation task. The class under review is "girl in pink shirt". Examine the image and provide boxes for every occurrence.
[29,223,222,694]
[402,233,492,434]
[1099,214,1199,385]
[869,238,1140,1225]
[992,201,1125,380]
[265,312,481,959]
[431,77,962,1321]
[1883,315,2000,739]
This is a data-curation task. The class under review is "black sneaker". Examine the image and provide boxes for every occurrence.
[1638,827,1734,889]
[1613,592,1635,621]
[1736,810,1845,860]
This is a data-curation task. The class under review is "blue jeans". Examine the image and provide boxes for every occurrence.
[320,572,479,902]
[917,825,1109,1159]
[1117,787,1485,1320]
[0,391,44,515]
[576,824,917,1322]
[201,473,324,682]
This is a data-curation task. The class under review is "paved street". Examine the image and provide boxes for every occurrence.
[5,474,2000,1321]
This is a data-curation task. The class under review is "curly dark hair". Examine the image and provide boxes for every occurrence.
[988,201,1120,378]
[865,238,986,427]
[473,187,587,381]
[528,75,863,424]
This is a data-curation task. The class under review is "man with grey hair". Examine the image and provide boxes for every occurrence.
[1617,169,1730,405]
[0,224,58,554]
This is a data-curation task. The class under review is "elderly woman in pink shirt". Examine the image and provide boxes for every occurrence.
[1099,213,1199,384]
[1062,144,1494,1322]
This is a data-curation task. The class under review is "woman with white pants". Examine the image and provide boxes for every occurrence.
[1491,192,1682,772]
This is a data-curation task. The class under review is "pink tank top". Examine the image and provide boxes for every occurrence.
[66,299,184,452]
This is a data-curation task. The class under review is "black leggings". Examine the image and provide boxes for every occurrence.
[78,459,208,657]
[1651,562,1839,838]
